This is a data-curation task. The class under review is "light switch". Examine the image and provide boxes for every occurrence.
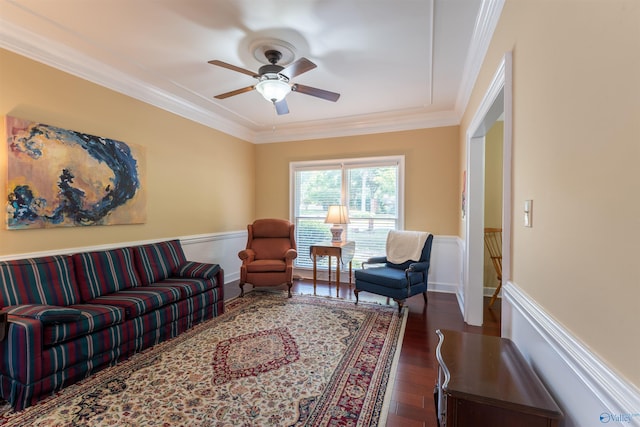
[524,200,532,227]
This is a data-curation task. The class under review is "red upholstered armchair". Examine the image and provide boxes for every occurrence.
[238,218,298,298]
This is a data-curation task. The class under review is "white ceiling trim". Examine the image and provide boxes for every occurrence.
[455,0,506,118]
[0,1,504,144]
[0,17,256,142]
[253,109,460,144]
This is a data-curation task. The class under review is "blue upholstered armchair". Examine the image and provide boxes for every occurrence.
[354,231,434,313]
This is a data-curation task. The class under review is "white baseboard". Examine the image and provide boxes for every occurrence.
[503,282,640,427]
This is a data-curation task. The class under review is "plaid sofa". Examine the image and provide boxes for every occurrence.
[0,239,224,410]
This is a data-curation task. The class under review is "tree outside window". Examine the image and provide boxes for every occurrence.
[291,157,404,270]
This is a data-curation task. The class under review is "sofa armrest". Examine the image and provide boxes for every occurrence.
[5,304,83,325]
[0,316,43,385]
[174,261,221,280]
[362,256,387,268]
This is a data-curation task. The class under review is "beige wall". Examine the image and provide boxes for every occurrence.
[484,121,503,229]
[461,0,640,385]
[484,121,503,288]
[0,48,256,256]
[254,127,460,235]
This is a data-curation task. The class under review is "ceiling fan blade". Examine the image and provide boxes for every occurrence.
[274,99,289,115]
[292,84,340,102]
[208,60,259,78]
[214,86,255,99]
[280,58,317,79]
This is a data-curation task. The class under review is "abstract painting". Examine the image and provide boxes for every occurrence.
[5,116,146,229]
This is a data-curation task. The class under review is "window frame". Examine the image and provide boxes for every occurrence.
[289,155,405,270]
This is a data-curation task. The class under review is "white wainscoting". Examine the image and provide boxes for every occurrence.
[293,235,463,294]
[180,231,248,301]
[0,231,250,301]
[179,231,246,284]
[428,235,462,294]
[503,282,640,427]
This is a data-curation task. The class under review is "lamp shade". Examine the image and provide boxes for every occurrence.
[255,78,291,103]
[325,205,350,225]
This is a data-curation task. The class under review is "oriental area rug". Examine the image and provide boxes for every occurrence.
[0,292,408,426]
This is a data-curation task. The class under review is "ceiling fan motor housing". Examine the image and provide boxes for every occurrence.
[264,49,282,64]
[258,64,285,76]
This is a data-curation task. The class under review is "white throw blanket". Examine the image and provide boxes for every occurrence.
[386,230,430,264]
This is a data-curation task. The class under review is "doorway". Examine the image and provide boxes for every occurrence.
[462,52,512,326]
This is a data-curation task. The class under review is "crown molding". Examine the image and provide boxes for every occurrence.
[454,0,505,118]
[253,109,460,144]
[0,1,504,144]
[0,17,256,143]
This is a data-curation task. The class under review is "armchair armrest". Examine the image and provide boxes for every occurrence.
[238,249,256,263]
[362,256,387,268]
[284,248,298,260]
[407,261,429,273]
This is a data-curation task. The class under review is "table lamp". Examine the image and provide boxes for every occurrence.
[325,205,350,242]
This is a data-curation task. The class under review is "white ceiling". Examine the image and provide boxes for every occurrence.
[0,0,502,143]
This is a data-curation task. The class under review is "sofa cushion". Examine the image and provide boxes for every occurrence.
[42,304,125,347]
[85,286,181,319]
[0,255,81,307]
[133,240,187,285]
[151,277,214,299]
[73,247,142,301]
[6,304,83,325]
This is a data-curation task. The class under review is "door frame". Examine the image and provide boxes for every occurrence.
[462,51,513,326]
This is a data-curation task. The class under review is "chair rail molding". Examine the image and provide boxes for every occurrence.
[294,235,462,296]
[0,231,248,285]
[503,281,640,427]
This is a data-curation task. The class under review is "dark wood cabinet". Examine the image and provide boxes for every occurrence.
[434,329,562,427]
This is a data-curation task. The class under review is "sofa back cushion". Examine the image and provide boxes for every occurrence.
[133,240,187,285]
[73,247,141,300]
[0,255,81,306]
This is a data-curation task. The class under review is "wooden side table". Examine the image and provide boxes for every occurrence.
[310,241,355,297]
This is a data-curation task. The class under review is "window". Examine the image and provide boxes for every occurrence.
[290,156,404,270]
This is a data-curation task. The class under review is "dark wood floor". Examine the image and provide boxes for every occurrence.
[287,278,502,427]
[1,279,500,424]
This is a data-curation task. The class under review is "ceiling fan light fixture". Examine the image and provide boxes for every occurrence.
[255,76,291,103]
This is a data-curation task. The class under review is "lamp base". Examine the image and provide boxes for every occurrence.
[330,226,344,242]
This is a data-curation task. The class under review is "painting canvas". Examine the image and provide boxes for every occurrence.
[5,116,146,229]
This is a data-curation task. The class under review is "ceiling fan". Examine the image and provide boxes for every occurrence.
[208,50,340,115]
